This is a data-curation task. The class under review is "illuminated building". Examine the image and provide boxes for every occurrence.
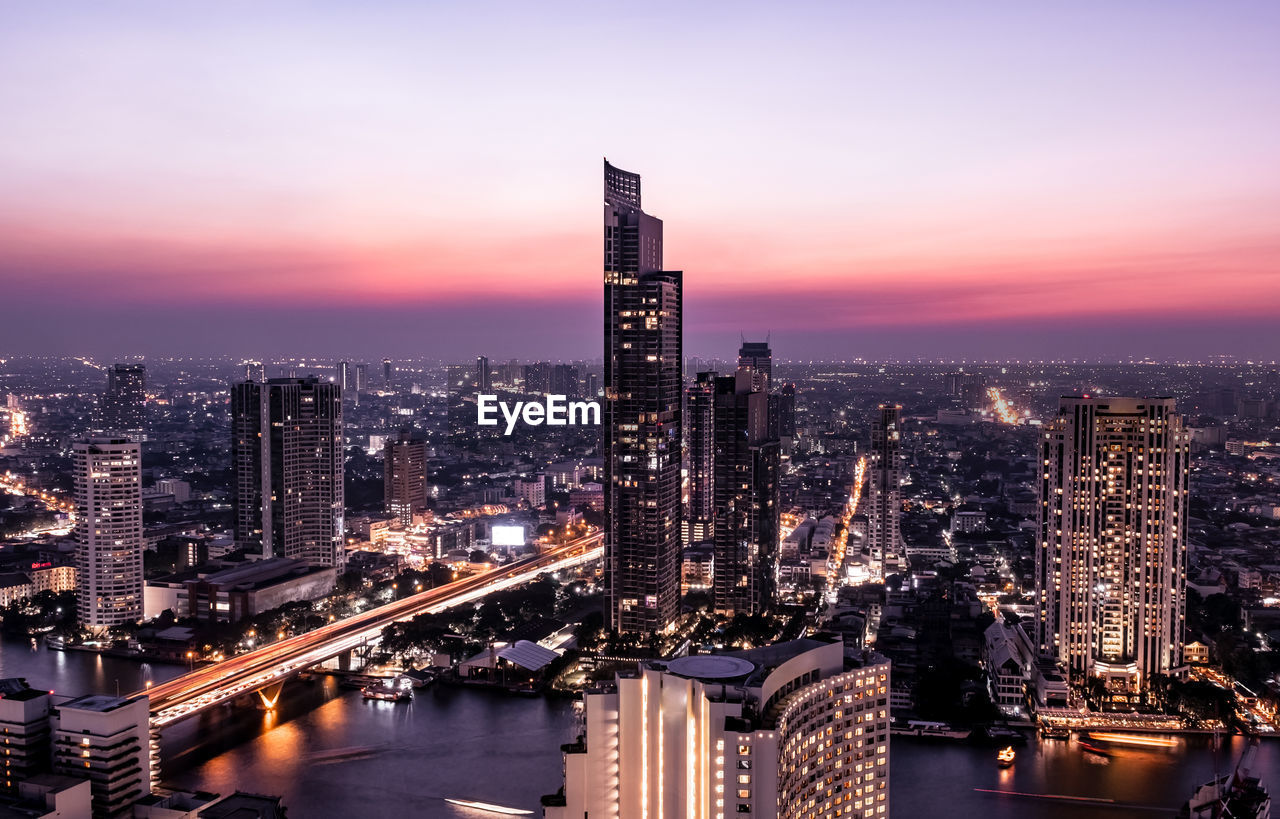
[476,356,491,393]
[712,370,780,616]
[99,364,146,437]
[0,679,51,794]
[73,437,144,631]
[231,378,345,568]
[1035,396,1191,692]
[51,694,151,816]
[383,358,393,386]
[603,159,683,634]
[866,405,903,578]
[685,371,717,545]
[544,638,890,819]
[384,429,427,526]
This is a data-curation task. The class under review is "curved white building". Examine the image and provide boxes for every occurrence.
[543,637,890,819]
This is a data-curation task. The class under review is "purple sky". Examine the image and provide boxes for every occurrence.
[1,2,1278,361]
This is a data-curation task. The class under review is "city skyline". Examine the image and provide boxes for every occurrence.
[2,3,1279,361]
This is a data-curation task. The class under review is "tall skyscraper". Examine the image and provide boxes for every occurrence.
[383,358,393,386]
[737,339,772,388]
[603,159,683,634]
[1036,396,1190,693]
[99,364,146,436]
[684,371,717,545]
[73,437,144,631]
[231,378,345,568]
[384,429,427,526]
[544,638,891,819]
[712,370,780,616]
[866,404,903,578]
[476,356,491,393]
[336,361,351,392]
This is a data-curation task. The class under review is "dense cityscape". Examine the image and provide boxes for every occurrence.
[0,161,1276,819]
[4,3,1280,817]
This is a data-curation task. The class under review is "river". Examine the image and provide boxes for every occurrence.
[4,636,1279,817]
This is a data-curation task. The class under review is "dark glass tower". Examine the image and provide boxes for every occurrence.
[711,371,780,615]
[603,159,683,634]
[684,371,717,544]
[232,377,345,568]
[737,340,772,388]
[100,364,146,435]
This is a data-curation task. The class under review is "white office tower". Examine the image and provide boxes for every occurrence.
[544,637,890,819]
[51,695,151,817]
[73,437,144,632]
[1035,396,1191,693]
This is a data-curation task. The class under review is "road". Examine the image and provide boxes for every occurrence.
[139,532,603,727]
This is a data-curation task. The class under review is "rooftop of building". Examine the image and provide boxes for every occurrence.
[58,693,141,713]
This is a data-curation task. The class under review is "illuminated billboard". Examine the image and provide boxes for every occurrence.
[491,524,525,547]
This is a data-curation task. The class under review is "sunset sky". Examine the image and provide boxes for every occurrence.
[2,1,1278,360]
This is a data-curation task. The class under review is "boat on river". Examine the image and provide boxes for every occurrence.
[997,746,1016,768]
[1182,739,1270,819]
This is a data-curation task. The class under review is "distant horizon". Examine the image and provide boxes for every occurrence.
[3,2,1279,361]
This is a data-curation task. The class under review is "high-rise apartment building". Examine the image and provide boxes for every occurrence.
[685,371,717,545]
[712,370,780,616]
[99,364,146,436]
[551,364,580,397]
[866,405,903,578]
[51,694,151,817]
[603,159,683,634]
[74,437,144,631]
[522,362,551,395]
[231,378,345,568]
[1035,396,1190,692]
[544,638,891,819]
[384,430,427,526]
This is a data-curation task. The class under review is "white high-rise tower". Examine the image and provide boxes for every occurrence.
[74,437,144,631]
[1035,396,1190,692]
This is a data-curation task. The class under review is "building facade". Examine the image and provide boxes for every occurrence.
[685,371,717,545]
[231,378,345,568]
[1035,396,1191,692]
[866,405,903,578]
[0,681,52,795]
[74,437,144,631]
[544,638,890,819]
[384,430,427,526]
[51,695,150,817]
[99,364,146,437]
[712,370,780,616]
[603,159,683,634]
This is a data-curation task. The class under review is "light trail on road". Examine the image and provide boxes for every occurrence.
[140,532,603,727]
